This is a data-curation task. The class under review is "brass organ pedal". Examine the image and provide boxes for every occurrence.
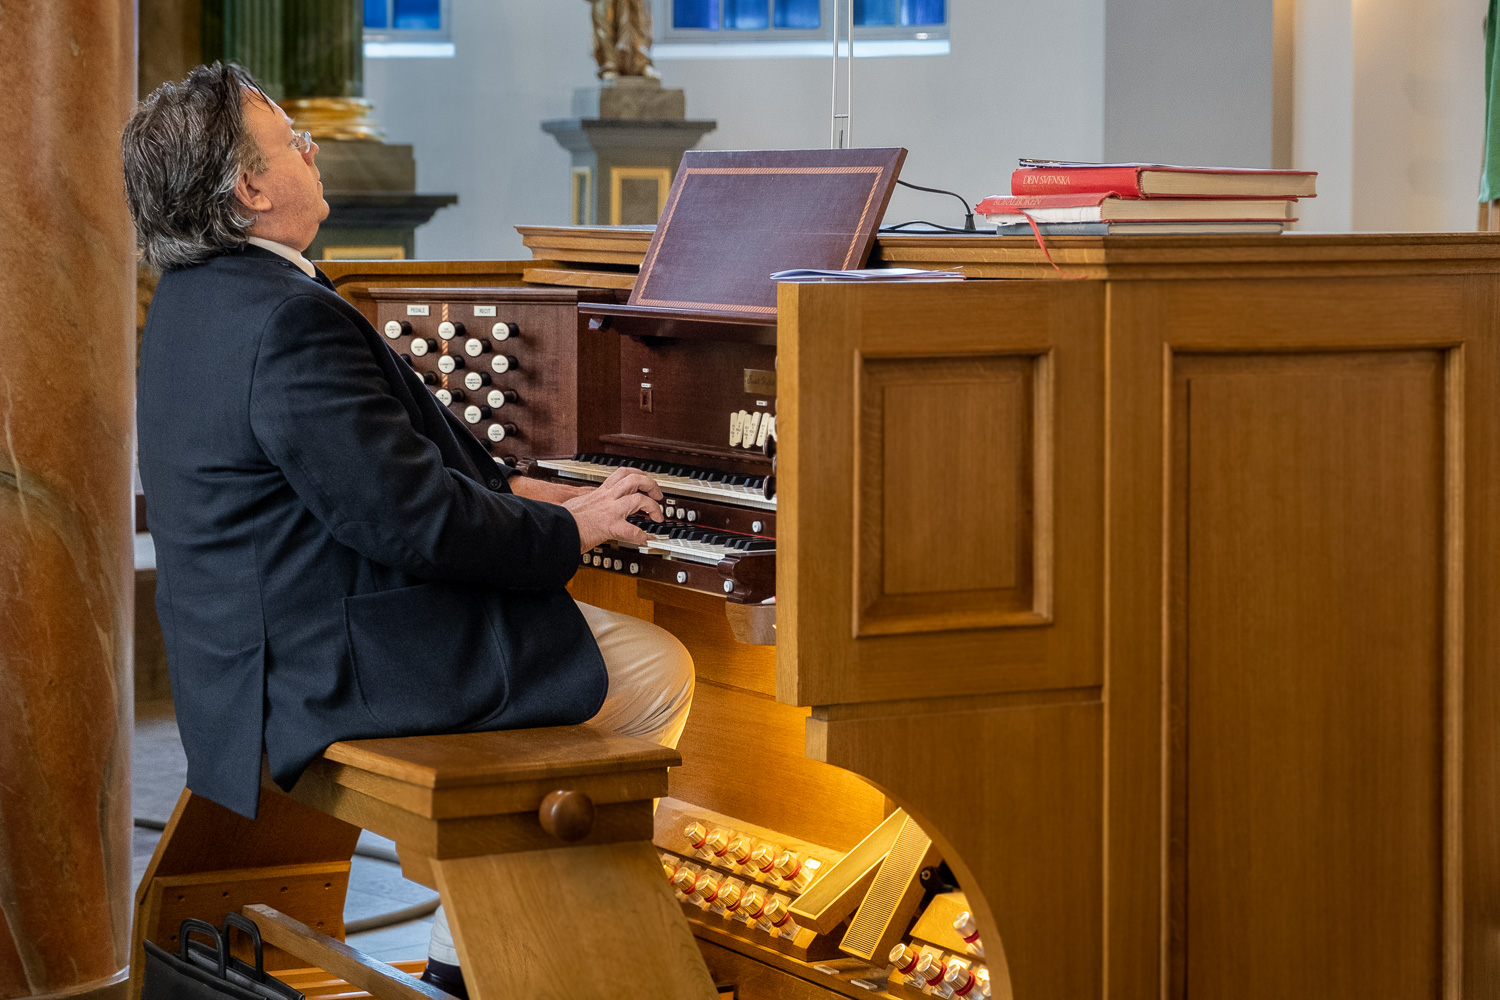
[838,814,940,963]
[788,808,907,934]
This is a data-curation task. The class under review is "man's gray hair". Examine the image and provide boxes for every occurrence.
[122,62,270,270]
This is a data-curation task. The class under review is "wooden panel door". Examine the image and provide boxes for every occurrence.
[776,280,1106,706]
[1107,273,1500,1000]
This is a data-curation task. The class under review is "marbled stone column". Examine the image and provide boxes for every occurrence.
[0,3,137,999]
[279,0,382,140]
[282,0,361,100]
[201,0,286,99]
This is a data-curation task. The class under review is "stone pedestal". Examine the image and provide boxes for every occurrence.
[305,141,457,261]
[310,192,459,261]
[543,79,716,226]
[0,2,137,998]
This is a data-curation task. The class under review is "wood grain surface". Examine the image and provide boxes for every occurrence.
[777,279,1104,707]
[245,905,453,1000]
[434,842,719,1000]
[130,789,360,999]
[1170,351,1444,999]
[1103,269,1500,1000]
[319,725,680,787]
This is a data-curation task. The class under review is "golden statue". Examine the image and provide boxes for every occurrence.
[586,0,660,80]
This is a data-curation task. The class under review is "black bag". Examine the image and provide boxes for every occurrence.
[142,914,303,1000]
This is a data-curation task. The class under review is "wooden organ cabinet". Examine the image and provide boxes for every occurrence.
[323,232,1500,1000]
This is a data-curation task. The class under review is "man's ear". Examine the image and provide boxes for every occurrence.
[234,172,272,216]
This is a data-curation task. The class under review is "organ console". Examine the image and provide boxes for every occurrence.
[322,223,1500,1000]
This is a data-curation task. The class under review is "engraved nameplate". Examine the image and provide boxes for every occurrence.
[744,369,777,395]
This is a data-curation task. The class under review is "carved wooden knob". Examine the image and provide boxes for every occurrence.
[539,789,595,841]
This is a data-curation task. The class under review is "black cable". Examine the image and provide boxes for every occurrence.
[133,816,440,932]
[879,220,979,234]
[895,178,977,231]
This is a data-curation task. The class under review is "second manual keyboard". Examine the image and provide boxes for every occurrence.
[582,516,775,603]
[535,453,777,511]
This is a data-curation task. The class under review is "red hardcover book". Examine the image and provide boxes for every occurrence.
[1011,161,1317,199]
[975,192,1295,223]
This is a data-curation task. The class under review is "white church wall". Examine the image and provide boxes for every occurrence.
[364,0,1106,258]
[364,0,1491,257]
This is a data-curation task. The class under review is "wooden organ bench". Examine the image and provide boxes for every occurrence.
[131,725,721,1000]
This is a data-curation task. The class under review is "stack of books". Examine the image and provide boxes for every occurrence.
[977,161,1318,235]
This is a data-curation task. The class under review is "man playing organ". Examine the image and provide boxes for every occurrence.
[121,61,694,996]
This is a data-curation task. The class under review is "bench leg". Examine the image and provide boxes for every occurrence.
[432,841,718,1000]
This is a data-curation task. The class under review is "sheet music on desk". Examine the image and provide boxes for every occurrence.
[770,267,965,282]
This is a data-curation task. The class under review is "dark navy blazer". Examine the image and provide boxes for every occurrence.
[138,245,606,818]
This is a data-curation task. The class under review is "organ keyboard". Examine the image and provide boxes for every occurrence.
[536,454,777,510]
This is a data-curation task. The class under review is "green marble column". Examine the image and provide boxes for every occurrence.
[201,0,376,136]
[282,0,362,100]
[201,0,285,98]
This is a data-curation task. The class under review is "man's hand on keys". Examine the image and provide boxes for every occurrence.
[562,467,665,552]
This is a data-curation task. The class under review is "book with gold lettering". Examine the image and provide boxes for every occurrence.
[1011,161,1317,199]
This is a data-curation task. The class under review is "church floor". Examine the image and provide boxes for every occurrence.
[132,699,436,962]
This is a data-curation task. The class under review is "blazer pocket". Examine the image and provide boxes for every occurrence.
[343,582,510,734]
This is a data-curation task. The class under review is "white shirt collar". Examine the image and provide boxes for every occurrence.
[245,236,317,279]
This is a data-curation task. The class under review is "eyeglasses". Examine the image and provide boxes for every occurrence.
[290,130,314,154]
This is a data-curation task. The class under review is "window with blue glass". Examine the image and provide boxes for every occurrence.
[668,0,944,35]
[364,0,445,35]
